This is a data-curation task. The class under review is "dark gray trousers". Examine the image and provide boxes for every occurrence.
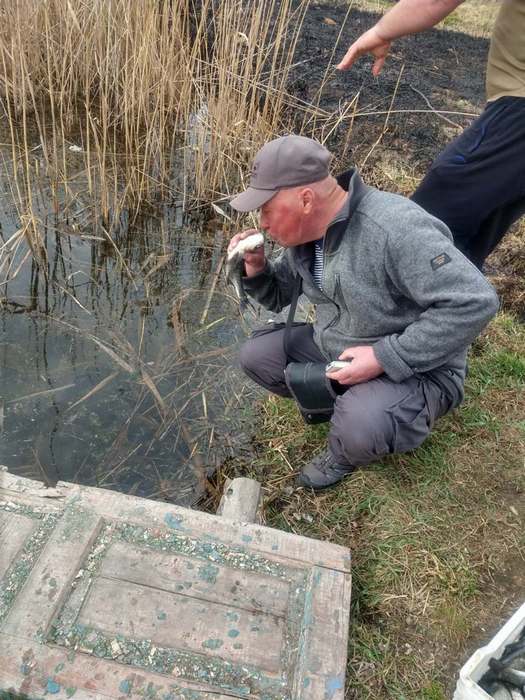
[240,324,452,468]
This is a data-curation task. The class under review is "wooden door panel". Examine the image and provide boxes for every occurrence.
[0,469,351,699]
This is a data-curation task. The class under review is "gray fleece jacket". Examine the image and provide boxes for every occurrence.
[244,169,499,404]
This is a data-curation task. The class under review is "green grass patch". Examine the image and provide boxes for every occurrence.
[440,12,461,29]
[352,0,499,38]
[217,312,525,698]
[418,682,447,700]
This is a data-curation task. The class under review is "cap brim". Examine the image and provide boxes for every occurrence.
[229,187,276,213]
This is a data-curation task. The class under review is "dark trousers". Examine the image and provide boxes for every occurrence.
[412,96,525,269]
[240,324,452,468]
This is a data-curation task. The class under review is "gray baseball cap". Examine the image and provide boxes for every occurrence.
[230,135,332,212]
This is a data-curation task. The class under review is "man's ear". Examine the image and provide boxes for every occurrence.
[300,187,314,214]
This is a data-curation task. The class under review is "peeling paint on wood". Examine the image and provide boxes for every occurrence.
[0,470,351,699]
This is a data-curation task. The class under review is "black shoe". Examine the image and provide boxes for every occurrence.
[297,449,354,490]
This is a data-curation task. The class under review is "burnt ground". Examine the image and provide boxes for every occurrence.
[286,2,525,316]
[289,4,488,167]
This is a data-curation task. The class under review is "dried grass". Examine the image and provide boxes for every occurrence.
[0,0,359,284]
[0,0,315,210]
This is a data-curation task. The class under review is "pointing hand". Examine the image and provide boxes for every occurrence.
[337,27,392,75]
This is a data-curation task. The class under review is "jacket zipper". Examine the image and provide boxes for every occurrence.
[334,274,349,313]
[318,246,341,357]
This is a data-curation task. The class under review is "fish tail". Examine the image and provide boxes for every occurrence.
[239,296,257,316]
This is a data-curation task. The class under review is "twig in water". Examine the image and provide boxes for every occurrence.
[8,383,76,404]
[31,448,53,487]
[140,367,168,421]
[65,371,119,412]
[171,291,189,356]
[199,254,225,325]
[98,443,143,486]
[100,224,137,287]
[180,421,219,498]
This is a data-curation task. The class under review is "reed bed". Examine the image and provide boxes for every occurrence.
[0,0,360,287]
[0,0,326,224]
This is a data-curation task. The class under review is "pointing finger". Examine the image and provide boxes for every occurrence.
[336,46,359,71]
[372,55,386,76]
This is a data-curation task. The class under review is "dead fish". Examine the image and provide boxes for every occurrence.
[225,232,264,311]
[489,684,513,700]
[498,667,525,692]
[487,656,525,698]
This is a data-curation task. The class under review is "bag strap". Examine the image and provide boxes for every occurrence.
[283,275,302,357]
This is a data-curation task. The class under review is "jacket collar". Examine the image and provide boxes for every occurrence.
[294,168,371,269]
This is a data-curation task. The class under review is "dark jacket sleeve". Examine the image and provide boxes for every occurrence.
[242,249,298,313]
[373,208,500,382]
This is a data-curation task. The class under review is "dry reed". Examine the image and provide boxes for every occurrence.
[0,0,322,226]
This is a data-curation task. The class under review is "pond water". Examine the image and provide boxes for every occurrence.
[0,144,267,506]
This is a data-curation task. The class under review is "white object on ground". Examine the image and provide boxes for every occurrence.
[326,360,352,373]
[453,601,525,699]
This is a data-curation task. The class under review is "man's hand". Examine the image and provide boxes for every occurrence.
[336,0,465,74]
[228,228,266,277]
[326,346,384,385]
[337,26,391,74]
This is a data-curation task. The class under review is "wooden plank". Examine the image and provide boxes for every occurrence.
[293,566,352,699]
[80,576,284,673]
[68,483,351,574]
[0,512,37,579]
[0,633,239,700]
[0,468,45,493]
[1,504,102,639]
[100,540,290,618]
[0,472,352,699]
[0,468,71,512]
[0,489,64,511]
[217,477,262,523]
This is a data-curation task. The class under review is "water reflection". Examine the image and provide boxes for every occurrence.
[0,180,261,505]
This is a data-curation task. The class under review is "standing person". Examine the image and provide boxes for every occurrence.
[228,134,499,490]
[336,0,525,270]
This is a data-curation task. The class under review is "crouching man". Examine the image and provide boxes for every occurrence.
[229,135,499,490]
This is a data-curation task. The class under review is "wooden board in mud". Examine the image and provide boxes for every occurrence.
[0,467,351,700]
